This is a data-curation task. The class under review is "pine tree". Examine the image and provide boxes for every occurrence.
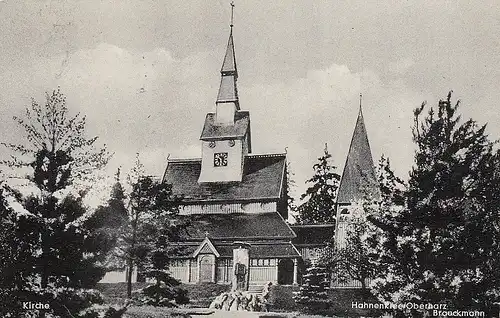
[285,160,298,219]
[90,169,129,272]
[109,155,187,303]
[368,92,500,317]
[0,184,36,317]
[296,144,340,224]
[140,191,189,307]
[293,263,330,313]
[0,88,121,317]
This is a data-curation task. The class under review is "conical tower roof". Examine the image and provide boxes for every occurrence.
[221,31,237,75]
[337,106,380,204]
[216,28,239,108]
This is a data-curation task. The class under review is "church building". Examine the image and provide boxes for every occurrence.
[99,6,381,289]
[161,12,380,288]
[161,12,301,289]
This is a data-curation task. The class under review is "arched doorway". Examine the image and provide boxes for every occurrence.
[277,259,294,285]
[199,254,215,282]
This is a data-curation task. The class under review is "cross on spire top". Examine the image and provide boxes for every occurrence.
[230,1,235,28]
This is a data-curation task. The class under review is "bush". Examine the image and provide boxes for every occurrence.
[137,270,189,307]
[327,288,381,317]
[268,285,299,311]
[294,265,331,314]
[95,282,150,303]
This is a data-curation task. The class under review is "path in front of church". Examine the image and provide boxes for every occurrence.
[203,311,302,318]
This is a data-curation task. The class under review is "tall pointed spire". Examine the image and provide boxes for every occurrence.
[216,1,239,113]
[337,99,380,204]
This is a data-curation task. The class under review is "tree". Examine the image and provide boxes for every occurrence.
[368,92,500,317]
[90,169,129,273]
[110,156,186,302]
[285,160,298,220]
[296,144,340,224]
[319,156,404,296]
[323,217,374,295]
[2,88,111,286]
[0,184,36,317]
[140,200,189,307]
[0,88,120,317]
[293,263,331,314]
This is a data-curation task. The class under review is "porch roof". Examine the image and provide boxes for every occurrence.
[173,241,300,259]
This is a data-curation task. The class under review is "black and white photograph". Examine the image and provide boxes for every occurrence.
[0,1,499,317]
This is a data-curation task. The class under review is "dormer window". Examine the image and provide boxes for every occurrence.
[214,152,228,167]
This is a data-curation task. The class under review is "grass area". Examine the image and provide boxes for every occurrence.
[180,283,231,307]
[124,307,339,318]
[96,283,383,317]
[268,285,382,317]
[96,282,230,308]
[95,282,149,304]
[125,306,192,318]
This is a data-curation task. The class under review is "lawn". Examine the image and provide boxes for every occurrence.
[124,307,341,318]
[96,283,380,317]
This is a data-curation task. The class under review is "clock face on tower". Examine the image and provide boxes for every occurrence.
[214,152,228,167]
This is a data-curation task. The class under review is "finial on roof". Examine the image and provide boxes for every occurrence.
[359,93,363,114]
[204,231,209,238]
[324,142,328,154]
[216,2,239,108]
[230,1,235,29]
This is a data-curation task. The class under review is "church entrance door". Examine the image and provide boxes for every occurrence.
[199,255,214,282]
[277,259,294,285]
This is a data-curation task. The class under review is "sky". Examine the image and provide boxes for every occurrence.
[0,0,499,204]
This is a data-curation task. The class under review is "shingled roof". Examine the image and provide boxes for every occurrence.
[178,212,296,240]
[200,111,249,140]
[163,153,286,202]
[291,224,335,245]
[337,107,380,204]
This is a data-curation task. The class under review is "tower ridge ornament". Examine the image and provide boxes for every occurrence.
[230,1,235,29]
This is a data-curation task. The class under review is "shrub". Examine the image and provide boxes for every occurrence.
[268,285,299,311]
[294,265,331,314]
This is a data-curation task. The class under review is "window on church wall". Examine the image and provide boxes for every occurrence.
[217,259,232,267]
[170,259,187,267]
[214,152,228,167]
[250,258,276,267]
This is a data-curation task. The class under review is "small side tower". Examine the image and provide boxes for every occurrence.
[335,95,380,248]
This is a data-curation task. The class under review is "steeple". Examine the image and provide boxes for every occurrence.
[337,96,380,204]
[198,2,251,183]
[216,2,239,124]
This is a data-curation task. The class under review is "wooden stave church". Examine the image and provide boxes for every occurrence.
[160,15,380,288]
[101,9,380,288]
[161,22,301,287]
